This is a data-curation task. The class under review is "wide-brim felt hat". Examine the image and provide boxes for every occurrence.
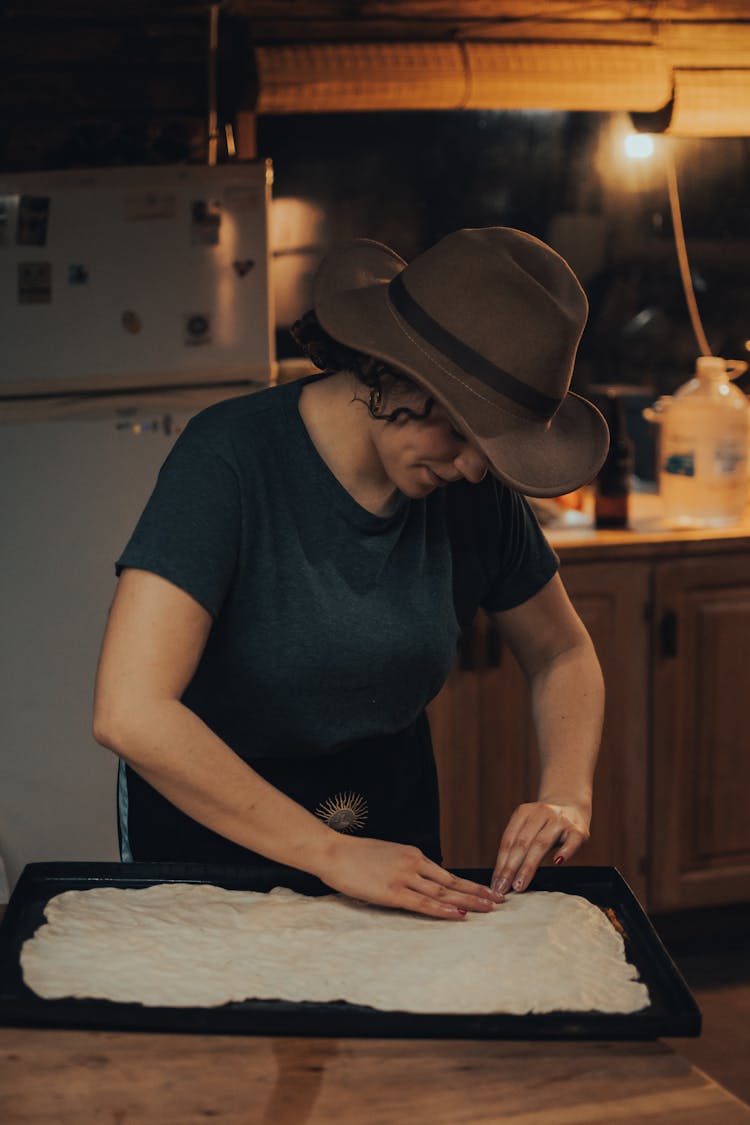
[313,226,609,497]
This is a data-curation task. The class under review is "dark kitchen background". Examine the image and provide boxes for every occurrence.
[259,111,750,395]
[7,108,750,393]
[16,107,750,485]
[3,4,749,423]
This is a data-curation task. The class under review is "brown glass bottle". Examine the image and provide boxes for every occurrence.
[595,390,634,529]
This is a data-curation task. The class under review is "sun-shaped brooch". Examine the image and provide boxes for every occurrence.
[315,791,369,834]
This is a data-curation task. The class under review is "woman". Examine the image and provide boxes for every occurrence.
[93,226,608,921]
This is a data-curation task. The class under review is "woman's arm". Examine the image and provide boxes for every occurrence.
[94,568,498,918]
[488,573,605,896]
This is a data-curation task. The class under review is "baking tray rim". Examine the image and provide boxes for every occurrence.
[0,861,702,1040]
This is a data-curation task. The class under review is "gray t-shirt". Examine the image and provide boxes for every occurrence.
[116,371,558,760]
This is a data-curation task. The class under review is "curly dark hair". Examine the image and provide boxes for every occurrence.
[289,309,435,425]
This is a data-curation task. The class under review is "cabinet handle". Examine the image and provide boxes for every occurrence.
[660,611,678,658]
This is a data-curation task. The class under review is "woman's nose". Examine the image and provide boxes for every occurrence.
[454,447,489,484]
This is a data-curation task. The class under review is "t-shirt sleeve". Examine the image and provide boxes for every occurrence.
[480,485,559,613]
[446,475,559,625]
[115,422,241,619]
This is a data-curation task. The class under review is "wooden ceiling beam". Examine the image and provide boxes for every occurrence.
[6,0,750,27]
[226,1,750,19]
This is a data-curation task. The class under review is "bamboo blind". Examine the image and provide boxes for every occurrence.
[255,43,467,113]
[255,41,673,114]
[463,43,671,111]
[668,69,750,136]
[254,39,750,135]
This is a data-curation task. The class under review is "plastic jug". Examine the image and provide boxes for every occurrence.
[643,356,749,528]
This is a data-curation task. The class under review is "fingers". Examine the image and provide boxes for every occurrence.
[324,836,506,922]
[399,890,471,921]
[491,805,534,893]
[491,804,588,895]
[498,829,566,895]
[419,862,504,907]
[411,874,496,914]
[552,837,582,866]
[395,861,504,921]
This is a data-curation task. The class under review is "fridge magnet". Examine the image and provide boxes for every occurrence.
[121,309,142,335]
[184,313,212,346]
[18,261,52,304]
[233,258,255,278]
[68,264,89,285]
[16,196,50,247]
[191,199,221,246]
[123,192,176,221]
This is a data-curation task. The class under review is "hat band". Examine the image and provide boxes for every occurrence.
[388,272,561,420]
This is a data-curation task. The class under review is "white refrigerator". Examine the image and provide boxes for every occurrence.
[0,162,275,896]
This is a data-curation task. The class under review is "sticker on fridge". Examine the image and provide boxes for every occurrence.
[191,200,221,246]
[18,262,52,304]
[68,264,89,285]
[16,196,50,246]
[184,313,212,346]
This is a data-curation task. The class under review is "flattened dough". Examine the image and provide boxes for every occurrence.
[20,885,650,1014]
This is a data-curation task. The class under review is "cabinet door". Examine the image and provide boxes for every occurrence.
[651,554,750,911]
[429,560,650,901]
[529,562,651,901]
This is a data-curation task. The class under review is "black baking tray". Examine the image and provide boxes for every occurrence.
[0,862,701,1039]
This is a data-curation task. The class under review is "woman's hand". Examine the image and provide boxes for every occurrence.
[490,801,591,896]
[318,835,503,920]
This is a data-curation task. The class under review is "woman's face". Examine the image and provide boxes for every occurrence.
[370,381,490,498]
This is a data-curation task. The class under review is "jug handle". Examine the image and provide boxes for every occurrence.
[726,359,749,380]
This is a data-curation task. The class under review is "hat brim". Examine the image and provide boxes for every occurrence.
[314,240,609,498]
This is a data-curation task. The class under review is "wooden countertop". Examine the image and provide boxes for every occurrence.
[543,492,750,562]
[2,1028,750,1123]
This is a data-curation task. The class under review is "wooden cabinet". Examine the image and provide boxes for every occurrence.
[428,513,750,913]
[651,554,750,910]
[546,561,650,900]
[428,561,650,901]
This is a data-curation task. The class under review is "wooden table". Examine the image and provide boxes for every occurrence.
[2,1029,750,1123]
[2,905,750,1124]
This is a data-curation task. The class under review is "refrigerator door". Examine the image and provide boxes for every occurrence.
[0,162,274,396]
[0,388,243,894]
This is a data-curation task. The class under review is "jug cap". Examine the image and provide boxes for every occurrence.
[696,355,749,380]
[696,355,727,378]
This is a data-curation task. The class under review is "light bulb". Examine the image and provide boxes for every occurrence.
[624,134,655,160]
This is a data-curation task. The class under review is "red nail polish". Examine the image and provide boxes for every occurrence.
[554,855,565,866]
[457,908,467,915]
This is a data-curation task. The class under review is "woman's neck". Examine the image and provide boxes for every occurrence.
[297,372,399,517]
